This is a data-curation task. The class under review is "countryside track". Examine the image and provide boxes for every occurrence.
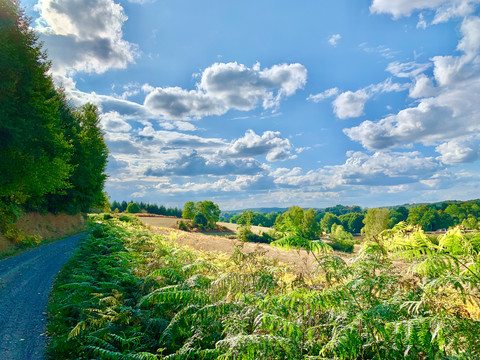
[0,233,85,360]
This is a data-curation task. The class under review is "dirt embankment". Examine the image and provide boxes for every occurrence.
[0,213,86,255]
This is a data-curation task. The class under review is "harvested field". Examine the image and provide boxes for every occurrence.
[140,216,360,273]
[137,215,271,235]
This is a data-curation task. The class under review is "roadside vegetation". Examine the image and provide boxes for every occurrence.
[0,1,108,247]
[47,214,480,359]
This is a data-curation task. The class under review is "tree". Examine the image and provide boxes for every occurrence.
[275,206,320,239]
[362,208,390,241]
[320,212,341,233]
[339,212,364,233]
[0,1,73,206]
[182,201,196,220]
[126,202,141,214]
[195,200,220,229]
[388,206,409,228]
[43,103,109,213]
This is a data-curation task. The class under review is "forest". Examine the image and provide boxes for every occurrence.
[0,1,109,240]
[222,200,480,234]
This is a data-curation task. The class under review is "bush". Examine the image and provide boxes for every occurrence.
[126,202,141,214]
[329,238,354,253]
[178,220,189,231]
[118,214,140,224]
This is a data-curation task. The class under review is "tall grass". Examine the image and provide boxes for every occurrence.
[46,215,480,359]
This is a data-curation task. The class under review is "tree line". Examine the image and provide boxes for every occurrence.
[110,200,182,218]
[0,1,108,236]
[223,200,480,235]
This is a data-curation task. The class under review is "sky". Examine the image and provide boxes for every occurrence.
[20,0,480,210]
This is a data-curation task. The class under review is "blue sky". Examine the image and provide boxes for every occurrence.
[22,0,480,210]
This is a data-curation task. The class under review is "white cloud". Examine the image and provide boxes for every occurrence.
[101,111,132,132]
[333,90,370,119]
[143,62,307,120]
[417,13,428,28]
[345,16,480,152]
[328,78,408,119]
[328,34,341,46]
[307,87,339,102]
[220,129,296,162]
[36,0,137,76]
[273,151,443,189]
[145,151,266,177]
[409,74,437,98]
[369,0,480,22]
[386,61,432,78]
[435,136,480,164]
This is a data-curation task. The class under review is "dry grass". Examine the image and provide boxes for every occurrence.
[140,216,359,274]
[138,215,271,235]
[0,212,86,256]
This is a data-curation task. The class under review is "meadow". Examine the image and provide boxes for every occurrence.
[46,214,480,359]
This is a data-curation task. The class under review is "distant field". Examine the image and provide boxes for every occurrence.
[137,215,271,235]
[137,215,361,273]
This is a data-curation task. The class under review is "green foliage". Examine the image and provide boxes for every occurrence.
[320,212,341,233]
[328,224,354,253]
[47,216,480,360]
[0,2,109,221]
[362,208,390,241]
[182,200,220,230]
[274,206,320,240]
[177,220,189,231]
[182,201,196,220]
[126,202,141,214]
[193,213,208,228]
[339,212,364,233]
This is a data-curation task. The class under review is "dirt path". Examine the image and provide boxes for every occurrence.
[0,233,85,360]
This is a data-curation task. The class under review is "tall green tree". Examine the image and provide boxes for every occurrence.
[0,0,73,206]
[275,206,320,239]
[320,212,341,233]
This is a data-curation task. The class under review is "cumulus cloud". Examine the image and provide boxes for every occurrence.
[101,111,132,132]
[143,62,307,120]
[145,151,265,177]
[333,90,370,119]
[435,136,480,164]
[324,79,408,119]
[369,0,480,22]
[220,130,296,161]
[36,0,137,76]
[328,34,341,46]
[344,16,480,153]
[274,151,443,188]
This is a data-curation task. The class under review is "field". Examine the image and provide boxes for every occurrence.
[139,215,359,273]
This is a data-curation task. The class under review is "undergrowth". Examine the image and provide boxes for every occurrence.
[46,215,480,359]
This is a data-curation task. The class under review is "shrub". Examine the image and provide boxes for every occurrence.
[329,238,354,253]
[178,220,189,231]
[126,202,141,214]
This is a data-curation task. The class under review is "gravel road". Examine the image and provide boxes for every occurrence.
[0,233,85,360]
